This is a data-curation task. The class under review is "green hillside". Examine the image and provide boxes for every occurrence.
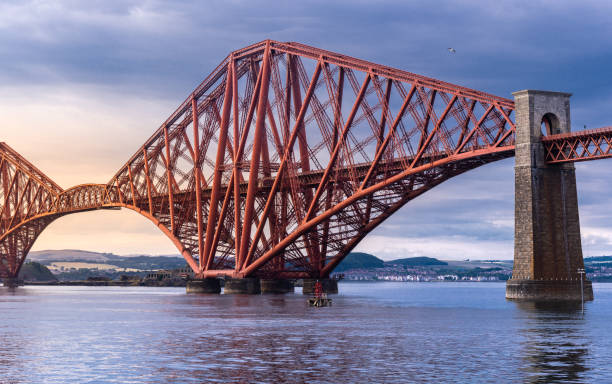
[385,257,448,266]
[585,256,612,263]
[334,252,385,272]
[18,261,57,282]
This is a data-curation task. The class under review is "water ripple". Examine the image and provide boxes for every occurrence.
[0,283,610,383]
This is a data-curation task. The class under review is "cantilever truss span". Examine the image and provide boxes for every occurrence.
[33,39,612,280]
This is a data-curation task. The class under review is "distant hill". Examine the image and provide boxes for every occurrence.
[585,256,612,263]
[18,261,57,282]
[100,256,187,270]
[27,249,187,271]
[29,250,181,262]
[385,257,448,266]
[334,254,451,272]
[29,249,120,262]
[334,252,385,272]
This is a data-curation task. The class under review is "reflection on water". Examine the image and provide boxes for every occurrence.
[516,302,589,383]
[0,283,610,383]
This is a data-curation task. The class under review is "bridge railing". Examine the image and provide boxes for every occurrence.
[55,184,111,213]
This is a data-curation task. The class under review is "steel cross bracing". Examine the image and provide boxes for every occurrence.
[4,39,604,281]
[543,126,612,163]
[0,41,518,279]
[0,143,62,277]
[100,40,519,279]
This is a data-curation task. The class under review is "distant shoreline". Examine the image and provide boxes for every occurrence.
[20,280,186,287]
[15,280,612,288]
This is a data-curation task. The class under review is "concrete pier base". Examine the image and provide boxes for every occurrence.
[260,279,294,294]
[302,279,338,295]
[2,278,18,288]
[224,278,261,294]
[506,279,593,301]
[186,278,221,294]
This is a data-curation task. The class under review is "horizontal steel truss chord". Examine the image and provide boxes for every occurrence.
[543,127,612,163]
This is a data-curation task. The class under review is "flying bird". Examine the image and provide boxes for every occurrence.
[448,48,456,54]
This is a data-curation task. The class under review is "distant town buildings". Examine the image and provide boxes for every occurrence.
[333,264,511,282]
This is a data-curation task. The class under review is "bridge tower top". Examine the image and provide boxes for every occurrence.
[512,90,572,169]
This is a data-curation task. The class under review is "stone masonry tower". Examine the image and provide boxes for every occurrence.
[506,90,593,301]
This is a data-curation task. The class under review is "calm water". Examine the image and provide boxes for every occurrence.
[1,282,611,383]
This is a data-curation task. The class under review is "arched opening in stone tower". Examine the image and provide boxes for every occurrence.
[541,113,560,136]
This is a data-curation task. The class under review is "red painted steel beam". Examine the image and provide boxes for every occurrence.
[203,60,234,268]
[241,61,323,270]
[238,42,272,269]
[243,146,515,276]
[304,74,371,222]
[0,41,531,280]
[543,126,612,163]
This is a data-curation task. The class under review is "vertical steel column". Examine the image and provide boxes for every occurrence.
[289,55,320,267]
[202,60,234,268]
[191,97,204,271]
[142,149,154,215]
[238,42,272,271]
[232,60,242,269]
[278,55,292,272]
[320,67,344,261]
[127,165,137,206]
[289,56,311,173]
[163,125,175,233]
[233,56,265,270]
[242,62,322,270]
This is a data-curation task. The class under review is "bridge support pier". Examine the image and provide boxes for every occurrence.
[186,278,221,294]
[506,90,593,301]
[224,277,261,294]
[2,277,19,288]
[260,279,294,294]
[302,279,338,295]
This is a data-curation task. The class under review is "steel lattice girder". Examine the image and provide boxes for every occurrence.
[18,40,612,279]
[102,40,518,279]
[0,144,115,277]
[543,126,612,163]
[0,41,521,279]
[0,143,62,277]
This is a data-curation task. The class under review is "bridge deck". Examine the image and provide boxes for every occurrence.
[543,126,612,163]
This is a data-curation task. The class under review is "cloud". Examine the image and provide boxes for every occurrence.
[0,83,177,187]
[354,234,512,261]
[33,209,180,255]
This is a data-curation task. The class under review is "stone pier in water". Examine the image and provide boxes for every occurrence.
[506,90,593,301]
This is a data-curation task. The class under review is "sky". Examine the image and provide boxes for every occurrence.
[2,0,612,260]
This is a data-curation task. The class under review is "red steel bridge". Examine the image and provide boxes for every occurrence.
[2,40,612,281]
